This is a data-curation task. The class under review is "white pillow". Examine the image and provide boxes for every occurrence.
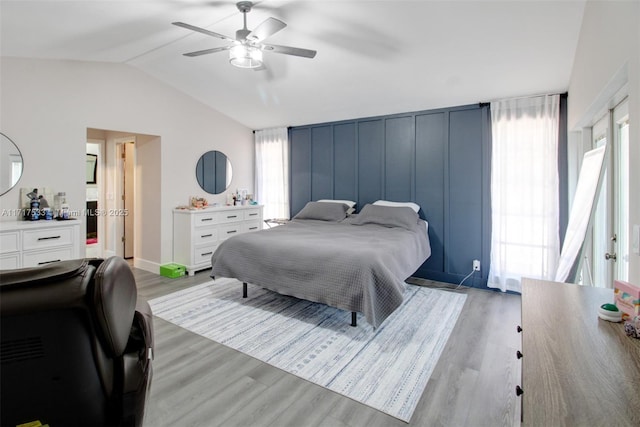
[373,200,420,213]
[317,199,356,208]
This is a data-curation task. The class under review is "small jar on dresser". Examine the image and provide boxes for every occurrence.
[0,220,81,269]
[172,205,263,276]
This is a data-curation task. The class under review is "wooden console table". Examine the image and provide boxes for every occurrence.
[520,278,640,426]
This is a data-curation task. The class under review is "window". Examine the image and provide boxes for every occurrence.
[488,94,561,293]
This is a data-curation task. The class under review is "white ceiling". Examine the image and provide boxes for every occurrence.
[0,0,586,129]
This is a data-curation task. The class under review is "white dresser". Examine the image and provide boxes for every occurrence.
[173,205,263,276]
[0,220,81,269]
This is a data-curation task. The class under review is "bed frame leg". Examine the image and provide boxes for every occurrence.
[351,312,357,327]
[243,282,247,298]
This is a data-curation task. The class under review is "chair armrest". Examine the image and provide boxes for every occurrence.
[129,299,154,361]
[122,299,154,397]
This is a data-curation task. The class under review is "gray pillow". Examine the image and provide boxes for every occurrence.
[293,201,348,221]
[349,204,419,230]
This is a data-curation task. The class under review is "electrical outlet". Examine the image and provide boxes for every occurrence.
[473,259,481,271]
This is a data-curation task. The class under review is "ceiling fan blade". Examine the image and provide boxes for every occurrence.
[183,45,233,57]
[262,44,317,59]
[247,17,286,42]
[172,22,235,42]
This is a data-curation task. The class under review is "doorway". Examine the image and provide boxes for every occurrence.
[86,139,105,258]
[87,128,161,273]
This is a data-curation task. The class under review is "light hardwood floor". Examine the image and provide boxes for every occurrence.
[134,267,522,427]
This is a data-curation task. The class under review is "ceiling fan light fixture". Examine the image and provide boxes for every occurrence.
[229,44,263,69]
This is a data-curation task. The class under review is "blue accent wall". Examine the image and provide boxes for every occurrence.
[289,103,492,288]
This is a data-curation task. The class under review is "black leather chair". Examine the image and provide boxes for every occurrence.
[0,257,153,427]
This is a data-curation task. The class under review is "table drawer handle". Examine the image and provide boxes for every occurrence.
[516,351,523,359]
[515,385,523,396]
[227,230,237,234]
[37,235,61,241]
[201,234,213,238]
[248,227,258,230]
[201,252,213,256]
[248,213,257,216]
[226,215,238,219]
[38,259,61,265]
[201,218,213,222]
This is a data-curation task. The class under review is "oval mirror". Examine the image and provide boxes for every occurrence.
[1,133,24,196]
[195,150,233,194]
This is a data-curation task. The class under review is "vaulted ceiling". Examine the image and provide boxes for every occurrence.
[0,0,586,129]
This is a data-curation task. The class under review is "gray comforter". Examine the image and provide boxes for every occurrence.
[210,218,431,327]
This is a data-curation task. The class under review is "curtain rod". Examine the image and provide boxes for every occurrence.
[481,91,567,105]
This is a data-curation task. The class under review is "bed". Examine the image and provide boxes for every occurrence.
[210,201,431,328]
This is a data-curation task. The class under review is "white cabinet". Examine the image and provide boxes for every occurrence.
[0,220,81,269]
[173,205,263,276]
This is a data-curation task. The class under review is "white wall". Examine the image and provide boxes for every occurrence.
[0,57,254,272]
[568,0,640,283]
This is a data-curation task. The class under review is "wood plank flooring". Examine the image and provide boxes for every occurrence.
[134,268,522,427]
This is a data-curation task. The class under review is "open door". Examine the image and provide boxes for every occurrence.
[122,142,135,259]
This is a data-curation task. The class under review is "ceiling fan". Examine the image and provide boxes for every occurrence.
[173,1,317,69]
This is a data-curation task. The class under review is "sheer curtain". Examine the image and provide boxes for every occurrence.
[255,127,289,220]
[488,94,560,293]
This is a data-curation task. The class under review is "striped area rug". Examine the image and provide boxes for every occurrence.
[149,279,466,422]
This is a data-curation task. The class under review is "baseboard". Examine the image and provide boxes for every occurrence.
[134,257,160,274]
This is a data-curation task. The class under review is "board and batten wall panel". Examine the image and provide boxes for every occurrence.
[289,104,490,288]
[385,116,414,202]
[290,128,312,216]
[415,111,446,276]
[311,126,333,201]
[357,120,385,209]
[448,109,484,276]
[333,123,357,202]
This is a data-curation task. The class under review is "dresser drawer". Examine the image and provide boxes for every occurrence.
[193,227,218,246]
[194,245,217,265]
[23,227,74,250]
[243,220,261,233]
[0,231,20,254]
[218,211,243,223]
[193,212,218,228]
[0,253,20,269]
[23,247,74,267]
[243,208,261,221]
[219,223,242,240]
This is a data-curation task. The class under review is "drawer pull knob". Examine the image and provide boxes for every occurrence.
[202,252,213,256]
[201,234,213,238]
[516,350,523,359]
[515,385,524,396]
[37,235,61,241]
[201,218,213,222]
[38,259,61,265]
[517,325,522,333]
[227,230,237,234]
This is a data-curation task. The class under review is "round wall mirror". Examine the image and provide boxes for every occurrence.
[0,133,24,196]
[195,150,233,194]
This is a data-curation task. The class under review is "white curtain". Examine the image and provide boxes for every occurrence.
[255,127,289,220]
[488,94,560,293]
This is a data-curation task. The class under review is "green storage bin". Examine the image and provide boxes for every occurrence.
[160,263,186,278]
